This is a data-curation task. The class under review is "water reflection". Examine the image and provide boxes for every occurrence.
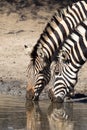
[0,95,26,130]
[0,95,87,130]
[26,101,50,130]
[48,103,74,130]
[26,101,87,130]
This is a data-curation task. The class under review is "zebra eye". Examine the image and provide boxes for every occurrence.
[37,50,44,58]
[39,52,43,57]
[62,52,70,64]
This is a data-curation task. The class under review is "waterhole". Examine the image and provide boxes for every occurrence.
[0,95,87,130]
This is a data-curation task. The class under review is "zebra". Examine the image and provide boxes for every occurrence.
[26,1,87,101]
[49,19,87,103]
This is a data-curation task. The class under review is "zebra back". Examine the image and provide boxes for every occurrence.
[30,0,87,64]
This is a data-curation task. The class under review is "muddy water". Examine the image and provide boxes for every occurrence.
[0,95,26,130]
[0,95,87,130]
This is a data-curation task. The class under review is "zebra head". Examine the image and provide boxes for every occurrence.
[26,43,51,101]
[49,18,87,103]
[49,49,78,103]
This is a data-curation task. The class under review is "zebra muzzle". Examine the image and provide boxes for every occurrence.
[48,89,63,103]
[26,88,34,100]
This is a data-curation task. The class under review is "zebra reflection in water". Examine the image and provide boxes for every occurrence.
[26,101,73,130]
[26,101,49,130]
[48,103,74,130]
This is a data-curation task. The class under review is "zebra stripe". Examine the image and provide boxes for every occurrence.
[50,19,87,102]
[27,1,87,101]
[36,1,87,60]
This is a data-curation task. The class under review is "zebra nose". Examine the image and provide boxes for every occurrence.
[48,89,64,103]
[26,88,34,100]
[56,96,64,103]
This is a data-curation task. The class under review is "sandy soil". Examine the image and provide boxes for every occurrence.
[0,1,87,99]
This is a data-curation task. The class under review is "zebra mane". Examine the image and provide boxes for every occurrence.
[30,43,39,65]
[30,7,66,63]
[56,7,67,19]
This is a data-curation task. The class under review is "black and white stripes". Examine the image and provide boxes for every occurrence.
[26,1,87,101]
[50,19,87,102]
[40,0,87,60]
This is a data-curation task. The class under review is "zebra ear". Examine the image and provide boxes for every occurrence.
[37,44,45,58]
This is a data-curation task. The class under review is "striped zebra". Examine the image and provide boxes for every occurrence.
[26,1,87,101]
[49,19,87,103]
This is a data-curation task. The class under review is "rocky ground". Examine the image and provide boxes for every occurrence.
[0,0,87,99]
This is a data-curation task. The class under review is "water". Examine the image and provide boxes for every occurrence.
[0,95,87,130]
[0,95,26,130]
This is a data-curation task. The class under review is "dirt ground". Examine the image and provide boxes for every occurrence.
[0,1,87,99]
